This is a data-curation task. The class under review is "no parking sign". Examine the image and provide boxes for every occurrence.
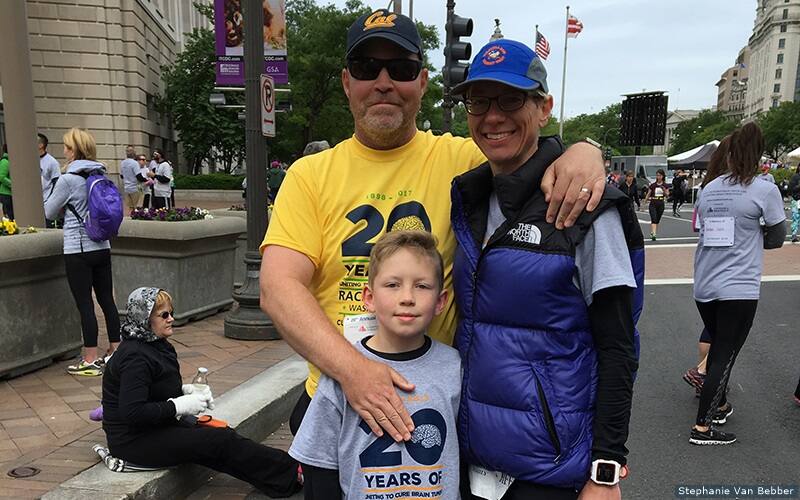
[261,74,275,137]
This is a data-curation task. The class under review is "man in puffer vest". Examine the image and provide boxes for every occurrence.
[450,39,644,500]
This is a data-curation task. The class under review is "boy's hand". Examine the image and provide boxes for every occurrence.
[542,142,606,229]
[578,481,621,500]
[340,356,416,442]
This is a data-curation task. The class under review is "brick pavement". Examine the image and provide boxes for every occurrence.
[0,309,297,500]
[644,241,800,279]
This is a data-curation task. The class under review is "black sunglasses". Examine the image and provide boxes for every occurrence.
[158,310,174,320]
[347,57,422,82]
[464,93,531,116]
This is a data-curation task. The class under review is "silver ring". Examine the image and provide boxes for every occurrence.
[580,187,591,193]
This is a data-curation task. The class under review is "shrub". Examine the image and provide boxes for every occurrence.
[174,173,245,190]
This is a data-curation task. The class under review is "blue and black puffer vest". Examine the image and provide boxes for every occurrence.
[450,136,644,489]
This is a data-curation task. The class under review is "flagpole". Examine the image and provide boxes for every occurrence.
[535,24,538,43]
[558,5,570,138]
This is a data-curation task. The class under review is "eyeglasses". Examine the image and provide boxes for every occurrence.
[158,310,174,320]
[137,157,147,162]
[347,57,422,82]
[463,93,531,116]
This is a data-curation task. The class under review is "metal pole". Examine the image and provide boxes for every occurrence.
[558,6,570,138]
[224,0,278,340]
[442,0,455,133]
[0,1,45,227]
[393,0,402,14]
[409,0,413,20]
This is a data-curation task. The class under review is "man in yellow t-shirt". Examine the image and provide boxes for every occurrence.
[260,9,606,444]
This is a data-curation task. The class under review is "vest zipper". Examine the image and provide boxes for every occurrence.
[534,373,562,463]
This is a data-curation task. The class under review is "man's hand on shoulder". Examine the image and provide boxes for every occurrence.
[578,481,621,500]
[339,355,416,442]
[541,142,606,229]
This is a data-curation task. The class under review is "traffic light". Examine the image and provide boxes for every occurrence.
[443,11,473,88]
[605,147,612,159]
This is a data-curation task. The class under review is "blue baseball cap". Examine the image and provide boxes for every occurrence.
[452,39,548,97]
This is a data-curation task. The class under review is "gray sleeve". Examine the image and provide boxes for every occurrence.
[44,176,70,220]
[574,209,637,306]
[288,377,343,470]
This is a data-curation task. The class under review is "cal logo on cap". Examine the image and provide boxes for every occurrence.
[364,10,397,31]
[482,45,507,66]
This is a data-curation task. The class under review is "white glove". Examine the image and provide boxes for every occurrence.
[170,392,210,417]
[181,384,215,410]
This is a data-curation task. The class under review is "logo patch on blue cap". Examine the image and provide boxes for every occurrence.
[482,46,507,66]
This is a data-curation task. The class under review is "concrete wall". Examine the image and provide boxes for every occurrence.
[0,230,82,378]
[110,216,246,325]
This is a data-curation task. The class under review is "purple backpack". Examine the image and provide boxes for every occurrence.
[67,170,124,242]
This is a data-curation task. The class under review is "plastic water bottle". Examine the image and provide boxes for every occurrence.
[192,367,209,394]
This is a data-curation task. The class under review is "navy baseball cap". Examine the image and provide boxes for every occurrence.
[452,39,548,97]
[346,9,422,59]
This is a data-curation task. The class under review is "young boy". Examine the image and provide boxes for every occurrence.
[289,231,462,500]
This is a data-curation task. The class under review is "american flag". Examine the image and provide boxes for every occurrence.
[567,15,584,38]
[535,30,550,60]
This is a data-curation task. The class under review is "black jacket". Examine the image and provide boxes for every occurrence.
[618,180,641,208]
[102,338,182,448]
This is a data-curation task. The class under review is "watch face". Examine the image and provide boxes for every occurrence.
[596,462,617,483]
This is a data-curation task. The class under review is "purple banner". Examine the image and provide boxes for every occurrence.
[214,0,288,86]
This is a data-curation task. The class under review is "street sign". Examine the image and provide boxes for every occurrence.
[260,74,275,137]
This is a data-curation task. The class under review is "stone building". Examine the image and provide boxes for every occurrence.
[744,0,800,117]
[0,0,211,178]
[715,46,750,122]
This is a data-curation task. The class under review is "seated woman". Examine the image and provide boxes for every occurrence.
[102,287,301,497]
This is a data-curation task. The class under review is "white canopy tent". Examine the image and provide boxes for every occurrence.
[788,146,800,159]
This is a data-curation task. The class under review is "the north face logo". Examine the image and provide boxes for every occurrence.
[509,223,541,244]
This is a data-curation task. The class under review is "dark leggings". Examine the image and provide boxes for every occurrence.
[64,249,120,348]
[110,423,300,498]
[694,299,758,426]
[0,194,13,220]
[152,196,171,209]
[649,199,665,224]
[672,190,684,213]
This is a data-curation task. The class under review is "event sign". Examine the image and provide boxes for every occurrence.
[215,0,288,85]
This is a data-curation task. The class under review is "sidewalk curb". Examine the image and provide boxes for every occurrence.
[42,355,307,500]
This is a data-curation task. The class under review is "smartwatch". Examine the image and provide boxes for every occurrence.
[590,459,621,485]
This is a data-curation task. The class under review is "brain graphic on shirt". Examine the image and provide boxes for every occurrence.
[390,215,425,232]
[410,424,442,449]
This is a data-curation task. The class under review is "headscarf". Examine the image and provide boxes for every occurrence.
[120,287,163,342]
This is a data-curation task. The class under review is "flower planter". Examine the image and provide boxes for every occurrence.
[111,217,246,326]
[209,208,271,290]
[0,231,82,378]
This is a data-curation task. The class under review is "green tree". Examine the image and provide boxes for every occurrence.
[668,110,736,156]
[159,3,245,174]
[757,101,800,160]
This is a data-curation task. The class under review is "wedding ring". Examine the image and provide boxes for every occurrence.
[580,187,591,193]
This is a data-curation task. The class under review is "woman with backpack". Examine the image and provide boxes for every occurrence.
[44,128,121,376]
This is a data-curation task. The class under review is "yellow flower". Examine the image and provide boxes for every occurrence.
[2,219,16,235]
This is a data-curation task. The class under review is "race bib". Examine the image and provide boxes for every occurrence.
[469,465,514,500]
[343,314,378,343]
[703,217,735,247]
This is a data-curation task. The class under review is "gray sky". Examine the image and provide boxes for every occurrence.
[330,0,756,119]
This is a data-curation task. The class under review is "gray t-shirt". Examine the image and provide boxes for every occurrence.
[694,175,785,301]
[120,158,143,194]
[40,152,61,199]
[289,338,462,500]
[484,195,636,305]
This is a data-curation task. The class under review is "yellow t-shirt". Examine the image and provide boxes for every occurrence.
[261,130,486,396]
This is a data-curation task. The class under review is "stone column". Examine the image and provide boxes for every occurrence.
[0,1,45,227]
